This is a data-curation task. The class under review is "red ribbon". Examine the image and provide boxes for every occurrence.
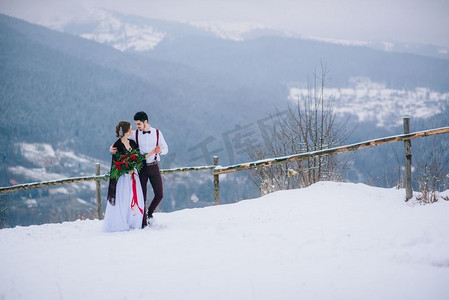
[131,172,144,216]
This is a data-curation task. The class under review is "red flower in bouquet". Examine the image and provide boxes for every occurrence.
[109,149,146,180]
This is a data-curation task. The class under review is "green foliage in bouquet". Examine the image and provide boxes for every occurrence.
[109,149,146,180]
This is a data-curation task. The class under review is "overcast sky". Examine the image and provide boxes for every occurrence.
[1,0,448,47]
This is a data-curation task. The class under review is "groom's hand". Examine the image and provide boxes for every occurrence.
[110,145,117,154]
[144,146,161,159]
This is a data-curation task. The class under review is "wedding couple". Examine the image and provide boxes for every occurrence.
[103,111,168,232]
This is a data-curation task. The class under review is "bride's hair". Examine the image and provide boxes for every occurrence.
[115,121,131,137]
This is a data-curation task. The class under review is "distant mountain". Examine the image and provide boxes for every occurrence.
[54,9,449,61]
[146,34,449,91]
[62,9,214,51]
[0,13,277,165]
[306,36,449,61]
[46,10,449,91]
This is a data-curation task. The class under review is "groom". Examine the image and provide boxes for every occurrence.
[112,111,169,227]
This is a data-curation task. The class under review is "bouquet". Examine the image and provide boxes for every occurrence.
[109,149,146,180]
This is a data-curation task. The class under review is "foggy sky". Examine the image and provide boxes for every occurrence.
[1,0,448,47]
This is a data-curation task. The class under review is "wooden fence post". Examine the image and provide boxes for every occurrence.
[403,117,413,201]
[96,163,103,219]
[213,156,220,205]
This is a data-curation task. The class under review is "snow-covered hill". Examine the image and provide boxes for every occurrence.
[71,9,167,51]
[8,142,109,193]
[19,7,449,60]
[1,182,448,300]
[289,77,449,128]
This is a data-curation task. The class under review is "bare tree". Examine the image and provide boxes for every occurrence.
[414,138,449,203]
[248,65,352,195]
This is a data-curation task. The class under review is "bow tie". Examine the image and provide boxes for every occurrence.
[142,130,151,134]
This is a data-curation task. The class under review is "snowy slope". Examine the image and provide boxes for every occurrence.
[18,7,448,60]
[75,9,166,51]
[1,182,448,300]
[289,77,449,128]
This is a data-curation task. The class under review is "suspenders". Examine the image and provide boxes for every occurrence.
[136,129,160,162]
[155,129,160,161]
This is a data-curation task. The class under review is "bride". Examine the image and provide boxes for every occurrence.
[103,121,145,232]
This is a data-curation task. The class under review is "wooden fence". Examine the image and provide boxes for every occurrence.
[1,118,449,220]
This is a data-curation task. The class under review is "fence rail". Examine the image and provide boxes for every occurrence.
[213,126,449,175]
[0,165,216,194]
[1,121,449,219]
[0,175,107,194]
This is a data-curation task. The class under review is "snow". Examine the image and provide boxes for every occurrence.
[8,166,64,181]
[1,181,449,300]
[9,142,107,195]
[51,8,168,52]
[17,143,57,167]
[190,21,267,41]
[80,22,166,52]
[289,78,449,128]
[307,36,370,47]
[15,142,103,170]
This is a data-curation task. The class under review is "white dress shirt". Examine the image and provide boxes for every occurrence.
[129,127,168,163]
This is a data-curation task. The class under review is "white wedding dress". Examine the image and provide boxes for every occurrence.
[103,171,145,232]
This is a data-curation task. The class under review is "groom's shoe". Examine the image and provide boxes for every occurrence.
[147,213,154,227]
